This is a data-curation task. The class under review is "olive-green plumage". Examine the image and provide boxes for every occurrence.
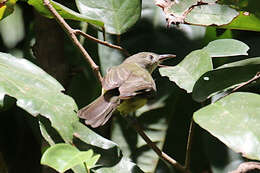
[78,52,175,128]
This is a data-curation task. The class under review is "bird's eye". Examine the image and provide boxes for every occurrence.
[148,55,154,60]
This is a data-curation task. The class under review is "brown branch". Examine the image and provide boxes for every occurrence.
[232,72,260,93]
[74,30,130,56]
[126,117,189,173]
[184,118,195,171]
[229,162,260,173]
[43,0,103,83]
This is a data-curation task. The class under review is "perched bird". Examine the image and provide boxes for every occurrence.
[78,52,175,128]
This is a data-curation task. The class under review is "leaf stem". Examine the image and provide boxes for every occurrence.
[126,117,190,173]
[232,72,260,93]
[184,118,195,171]
[74,30,130,56]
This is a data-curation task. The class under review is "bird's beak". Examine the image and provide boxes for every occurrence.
[158,54,176,62]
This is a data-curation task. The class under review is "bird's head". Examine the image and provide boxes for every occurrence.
[124,52,176,73]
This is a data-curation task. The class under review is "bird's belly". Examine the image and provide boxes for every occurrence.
[117,97,147,115]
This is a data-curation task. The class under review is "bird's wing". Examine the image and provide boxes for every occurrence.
[118,65,156,99]
[102,65,131,91]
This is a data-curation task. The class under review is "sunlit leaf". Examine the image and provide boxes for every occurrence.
[75,0,141,34]
[194,92,260,160]
[185,4,239,26]
[203,39,249,57]
[0,52,77,142]
[27,0,104,27]
[159,49,213,93]
[41,143,100,172]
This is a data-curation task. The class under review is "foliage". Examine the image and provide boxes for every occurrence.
[0,0,260,173]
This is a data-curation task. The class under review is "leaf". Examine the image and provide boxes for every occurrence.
[159,49,213,93]
[203,39,249,57]
[75,0,141,34]
[223,11,260,32]
[192,58,260,102]
[93,157,144,173]
[0,52,78,142]
[0,4,24,48]
[185,4,239,26]
[27,0,104,27]
[0,0,16,20]
[41,143,100,172]
[194,92,260,160]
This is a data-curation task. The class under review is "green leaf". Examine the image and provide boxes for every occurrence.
[159,49,213,93]
[0,52,78,142]
[0,0,16,20]
[222,11,260,32]
[203,39,249,57]
[194,92,260,160]
[185,4,239,26]
[27,0,104,27]
[75,0,141,34]
[0,4,24,48]
[192,57,260,102]
[93,157,144,173]
[41,143,100,172]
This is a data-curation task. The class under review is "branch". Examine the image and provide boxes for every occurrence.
[74,30,130,56]
[43,0,103,83]
[184,118,195,171]
[229,162,260,173]
[232,72,260,93]
[126,117,189,173]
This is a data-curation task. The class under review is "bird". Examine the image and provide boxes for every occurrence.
[78,52,176,128]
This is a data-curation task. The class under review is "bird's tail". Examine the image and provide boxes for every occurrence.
[78,90,120,128]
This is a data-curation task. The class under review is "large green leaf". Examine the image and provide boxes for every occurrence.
[203,39,249,57]
[192,57,260,102]
[27,0,104,27]
[75,0,141,34]
[194,92,260,160]
[159,49,213,93]
[41,143,100,172]
[0,52,77,142]
[185,4,239,26]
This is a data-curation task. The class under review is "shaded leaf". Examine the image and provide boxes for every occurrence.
[41,143,100,172]
[203,39,249,57]
[0,52,77,142]
[194,92,260,160]
[75,0,141,34]
[27,0,103,27]
[185,4,239,26]
[159,49,213,93]
[192,58,260,102]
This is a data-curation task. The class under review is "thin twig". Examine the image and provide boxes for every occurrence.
[126,117,189,173]
[43,0,103,83]
[184,118,195,171]
[74,30,130,56]
[229,162,260,173]
[232,72,260,93]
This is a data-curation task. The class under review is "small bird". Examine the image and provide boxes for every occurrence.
[78,52,175,128]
